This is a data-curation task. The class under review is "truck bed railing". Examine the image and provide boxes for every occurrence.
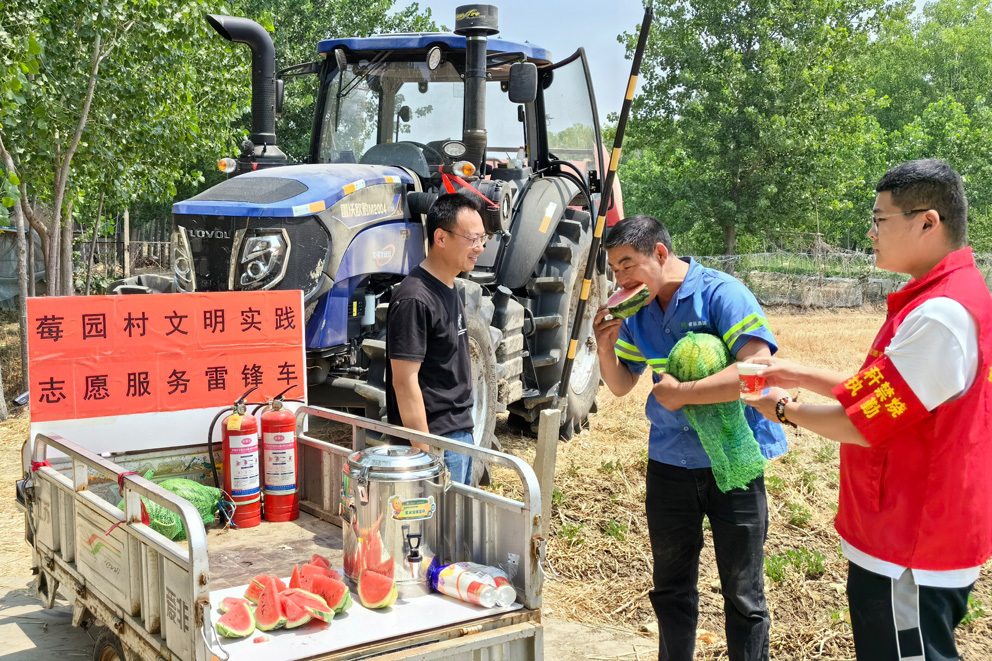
[295,405,545,610]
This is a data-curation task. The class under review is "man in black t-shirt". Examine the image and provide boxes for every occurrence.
[385,193,488,484]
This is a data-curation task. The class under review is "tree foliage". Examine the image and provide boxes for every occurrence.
[619,0,992,256]
[0,0,437,296]
[620,0,894,255]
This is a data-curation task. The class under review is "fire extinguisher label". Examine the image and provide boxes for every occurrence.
[263,431,297,493]
[229,433,260,497]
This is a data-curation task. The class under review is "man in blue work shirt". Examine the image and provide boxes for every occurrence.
[594,215,787,661]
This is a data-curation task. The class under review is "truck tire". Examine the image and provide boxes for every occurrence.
[509,208,604,439]
[93,628,130,661]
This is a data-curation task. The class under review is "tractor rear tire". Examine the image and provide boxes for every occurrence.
[508,208,604,439]
[459,281,499,485]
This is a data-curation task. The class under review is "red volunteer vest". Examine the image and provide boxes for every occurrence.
[831,247,992,570]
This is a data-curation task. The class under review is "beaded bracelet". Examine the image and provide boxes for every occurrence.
[775,397,797,428]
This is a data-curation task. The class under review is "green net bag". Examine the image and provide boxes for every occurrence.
[666,332,767,492]
[117,471,222,541]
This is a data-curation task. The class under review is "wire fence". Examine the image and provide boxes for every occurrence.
[696,250,992,307]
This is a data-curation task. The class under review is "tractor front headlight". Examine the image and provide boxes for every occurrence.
[235,229,290,290]
[173,228,195,292]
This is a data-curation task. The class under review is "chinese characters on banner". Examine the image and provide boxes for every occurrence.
[27,291,306,422]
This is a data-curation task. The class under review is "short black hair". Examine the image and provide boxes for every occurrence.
[426,193,484,247]
[603,214,674,256]
[876,159,968,247]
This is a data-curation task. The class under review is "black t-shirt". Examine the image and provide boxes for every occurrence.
[385,266,474,436]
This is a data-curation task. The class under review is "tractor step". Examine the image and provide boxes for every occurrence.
[530,349,561,368]
[531,314,561,330]
[530,277,566,293]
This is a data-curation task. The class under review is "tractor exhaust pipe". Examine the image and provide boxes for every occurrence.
[454,5,499,171]
[206,14,286,164]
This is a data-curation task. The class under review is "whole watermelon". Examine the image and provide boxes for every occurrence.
[667,333,767,492]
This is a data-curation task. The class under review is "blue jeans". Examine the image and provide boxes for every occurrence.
[645,459,769,661]
[441,429,474,485]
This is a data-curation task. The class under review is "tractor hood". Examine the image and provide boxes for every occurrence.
[171,163,420,303]
[173,164,415,217]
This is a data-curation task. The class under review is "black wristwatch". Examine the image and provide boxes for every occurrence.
[775,397,797,428]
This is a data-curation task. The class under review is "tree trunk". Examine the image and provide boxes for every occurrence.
[85,190,105,296]
[123,207,130,278]
[27,226,35,297]
[723,223,737,256]
[0,131,31,391]
[0,361,8,422]
[61,201,74,295]
[13,196,30,392]
[46,214,60,295]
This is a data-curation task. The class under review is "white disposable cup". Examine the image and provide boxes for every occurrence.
[737,362,765,399]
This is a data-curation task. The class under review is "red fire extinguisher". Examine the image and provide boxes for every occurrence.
[222,392,262,529]
[259,386,299,522]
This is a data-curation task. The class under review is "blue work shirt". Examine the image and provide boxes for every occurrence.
[615,257,788,468]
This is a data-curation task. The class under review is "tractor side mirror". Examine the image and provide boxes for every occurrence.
[398,105,412,123]
[275,79,284,117]
[508,62,537,104]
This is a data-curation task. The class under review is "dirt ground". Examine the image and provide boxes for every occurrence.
[2,306,991,659]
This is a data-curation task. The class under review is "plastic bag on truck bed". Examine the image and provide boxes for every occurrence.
[117,470,222,541]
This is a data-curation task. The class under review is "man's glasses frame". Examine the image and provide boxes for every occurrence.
[443,229,491,248]
[869,208,937,231]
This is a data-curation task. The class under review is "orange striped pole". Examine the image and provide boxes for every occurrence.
[557,5,653,404]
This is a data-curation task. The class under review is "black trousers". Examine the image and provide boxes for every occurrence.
[847,561,974,661]
[645,459,770,661]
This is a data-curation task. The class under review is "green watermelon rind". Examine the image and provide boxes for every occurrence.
[607,284,651,320]
[281,588,334,622]
[358,569,398,609]
[280,593,313,628]
[215,602,256,638]
[218,596,250,614]
[666,332,732,382]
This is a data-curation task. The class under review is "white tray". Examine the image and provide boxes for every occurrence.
[208,574,522,660]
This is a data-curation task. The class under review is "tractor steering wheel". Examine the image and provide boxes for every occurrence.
[398,141,446,167]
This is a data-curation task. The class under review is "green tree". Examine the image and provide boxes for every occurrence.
[620,0,893,255]
[1,0,248,295]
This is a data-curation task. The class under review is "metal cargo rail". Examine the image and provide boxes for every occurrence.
[20,405,546,660]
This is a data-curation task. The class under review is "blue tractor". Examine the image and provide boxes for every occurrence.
[132,5,616,450]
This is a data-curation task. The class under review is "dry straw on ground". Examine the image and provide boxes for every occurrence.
[488,306,992,660]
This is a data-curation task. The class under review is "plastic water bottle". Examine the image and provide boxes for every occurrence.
[514,146,526,169]
[426,560,517,608]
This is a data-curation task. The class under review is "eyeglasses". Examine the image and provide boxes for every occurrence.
[869,208,932,230]
[443,229,491,248]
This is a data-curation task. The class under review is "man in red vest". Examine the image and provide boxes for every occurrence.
[746,159,992,660]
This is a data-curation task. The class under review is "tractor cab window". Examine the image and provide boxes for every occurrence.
[541,51,602,183]
[317,57,527,175]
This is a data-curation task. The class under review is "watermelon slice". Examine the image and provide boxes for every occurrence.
[310,553,330,569]
[299,563,327,591]
[254,577,287,631]
[218,596,250,613]
[357,569,398,609]
[281,588,334,622]
[365,555,394,580]
[311,574,351,613]
[361,534,383,567]
[280,592,313,628]
[289,565,303,590]
[606,283,651,320]
[216,601,255,638]
[244,574,288,604]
